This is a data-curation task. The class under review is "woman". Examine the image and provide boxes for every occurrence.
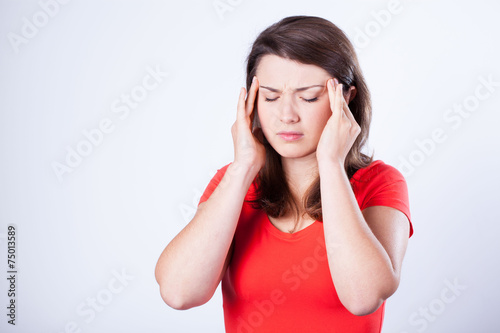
[155,15,413,332]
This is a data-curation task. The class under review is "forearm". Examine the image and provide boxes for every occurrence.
[319,161,397,315]
[155,162,258,309]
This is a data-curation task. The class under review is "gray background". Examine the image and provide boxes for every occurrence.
[1,0,499,332]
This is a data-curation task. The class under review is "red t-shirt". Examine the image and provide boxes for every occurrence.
[198,160,413,333]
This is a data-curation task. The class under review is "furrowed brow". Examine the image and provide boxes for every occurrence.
[260,84,325,93]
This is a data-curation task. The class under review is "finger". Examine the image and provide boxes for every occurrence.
[327,78,336,115]
[342,97,357,125]
[335,82,344,120]
[246,76,259,117]
[339,86,358,124]
[237,87,246,120]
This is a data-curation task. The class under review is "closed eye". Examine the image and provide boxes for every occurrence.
[265,97,318,103]
[265,97,278,102]
[303,97,318,103]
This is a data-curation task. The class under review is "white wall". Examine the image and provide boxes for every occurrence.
[1,0,499,332]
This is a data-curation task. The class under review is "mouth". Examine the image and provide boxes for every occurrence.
[277,131,304,142]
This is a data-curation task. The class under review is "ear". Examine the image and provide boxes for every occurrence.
[344,86,357,104]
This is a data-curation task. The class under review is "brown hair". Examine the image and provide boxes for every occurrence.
[245,15,373,223]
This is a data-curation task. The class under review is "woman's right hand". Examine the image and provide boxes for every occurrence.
[231,76,266,172]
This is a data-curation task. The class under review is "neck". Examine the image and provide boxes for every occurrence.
[281,153,319,202]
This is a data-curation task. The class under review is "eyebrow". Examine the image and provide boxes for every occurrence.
[260,84,325,93]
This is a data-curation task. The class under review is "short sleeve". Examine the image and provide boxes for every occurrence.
[352,161,413,237]
[197,163,232,207]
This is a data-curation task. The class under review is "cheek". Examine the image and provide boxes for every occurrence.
[256,100,274,127]
[256,105,280,142]
[309,103,332,130]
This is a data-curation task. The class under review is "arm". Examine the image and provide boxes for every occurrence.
[155,162,259,310]
[317,78,410,315]
[319,161,409,316]
[155,76,265,310]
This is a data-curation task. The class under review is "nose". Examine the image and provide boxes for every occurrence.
[279,94,299,124]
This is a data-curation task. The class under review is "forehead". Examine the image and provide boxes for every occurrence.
[255,54,330,86]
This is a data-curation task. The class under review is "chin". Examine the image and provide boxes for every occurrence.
[268,142,316,160]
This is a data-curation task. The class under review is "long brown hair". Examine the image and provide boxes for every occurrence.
[245,15,373,222]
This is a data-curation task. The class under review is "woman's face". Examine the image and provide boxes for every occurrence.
[255,54,333,160]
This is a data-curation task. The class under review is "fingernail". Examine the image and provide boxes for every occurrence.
[334,78,339,85]
[252,76,256,84]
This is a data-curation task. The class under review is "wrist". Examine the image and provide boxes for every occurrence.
[228,161,260,184]
[318,160,351,190]
[317,157,345,174]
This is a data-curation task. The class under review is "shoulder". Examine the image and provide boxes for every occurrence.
[197,162,232,206]
[349,159,410,212]
[351,160,413,237]
[213,162,232,177]
[350,160,405,189]
[198,162,260,206]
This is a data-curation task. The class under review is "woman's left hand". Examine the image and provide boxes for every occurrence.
[316,78,360,167]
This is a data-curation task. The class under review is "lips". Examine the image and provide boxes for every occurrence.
[277,131,304,141]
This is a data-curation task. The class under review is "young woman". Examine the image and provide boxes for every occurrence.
[155,15,413,332]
